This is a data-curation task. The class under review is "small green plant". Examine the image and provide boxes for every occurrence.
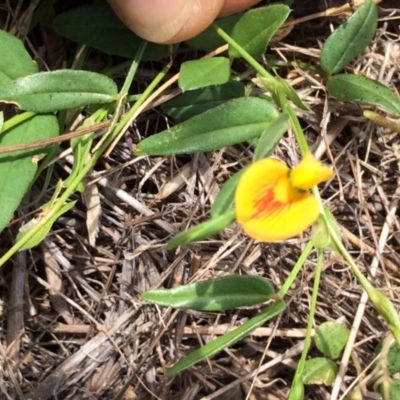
[0,1,398,398]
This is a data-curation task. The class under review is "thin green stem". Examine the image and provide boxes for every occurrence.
[2,112,36,133]
[213,23,310,157]
[114,62,172,136]
[278,240,314,298]
[212,23,274,81]
[281,95,310,156]
[325,213,400,344]
[0,42,151,266]
[289,247,323,397]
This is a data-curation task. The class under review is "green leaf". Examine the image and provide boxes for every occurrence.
[163,81,245,121]
[185,13,243,51]
[211,169,246,218]
[388,380,400,400]
[143,274,275,311]
[53,5,170,60]
[17,201,76,250]
[229,5,291,58]
[0,70,118,113]
[327,74,400,116]
[278,77,311,111]
[0,29,38,84]
[134,97,280,156]
[167,299,285,376]
[302,357,337,386]
[314,322,350,359]
[178,58,231,91]
[166,210,236,250]
[253,112,289,161]
[321,0,378,74]
[376,341,400,376]
[0,115,59,233]
[255,75,311,112]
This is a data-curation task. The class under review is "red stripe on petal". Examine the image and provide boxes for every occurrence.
[252,186,285,220]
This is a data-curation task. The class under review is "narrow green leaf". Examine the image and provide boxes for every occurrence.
[0,70,118,112]
[314,322,350,360]
[167,299,285,376]
[163,81,245,121]
[53,5,170,60]
[179,58,231,91]
[229,5,290,58]
[279,77,311,111]
[327,74,400,116]
[321,0,378,74]
[0,115,59,233]
[0,29,38,83]
[143,275,275,311]
[134,97,280,156]
[17,201,76,250]
[253,112,289,161]
[211,169,246,218]
[302,358,337,386]
[166,210,236,250]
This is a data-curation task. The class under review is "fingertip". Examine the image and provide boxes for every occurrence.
[109,0,224,44]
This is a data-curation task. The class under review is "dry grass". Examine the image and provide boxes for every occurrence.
[1,1,400,399]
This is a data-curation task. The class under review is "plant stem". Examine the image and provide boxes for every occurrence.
[0,41,148,266]
[289,247,323,397]
[2,112,36,133]
[278,240,314,298]
[212,23,275,81]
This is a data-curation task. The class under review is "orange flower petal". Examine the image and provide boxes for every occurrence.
[235,158,288,223]
[239,194,319,241]
[290,152,333,190]
[235,157,322,241]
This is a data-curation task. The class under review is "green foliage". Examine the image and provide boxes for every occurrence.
[0,115,59,233]
[252,112,289,161]
[314,322,350,360]
[327,74,400,116]
[302,357,338,386]
[166,210,236,249]
[185,13,243,51]
[163,81,245,121]
[178,58,231,91]
[53,4,170,60]
[211,169,246,218]
[0,30,38,83]
[167,299,286,376]
[134,97,280,156]
[321,0,378,74]
[17,201,76,250]
[0,70,118,112]
[1,3,400,397]
[142,275,275,311]
[229,5,291,58]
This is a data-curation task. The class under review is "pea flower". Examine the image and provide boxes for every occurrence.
[235,153,333,241]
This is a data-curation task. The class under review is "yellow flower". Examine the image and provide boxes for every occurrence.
[235,153,333,241]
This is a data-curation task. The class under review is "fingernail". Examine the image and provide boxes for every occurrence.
[110,0,195,43]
